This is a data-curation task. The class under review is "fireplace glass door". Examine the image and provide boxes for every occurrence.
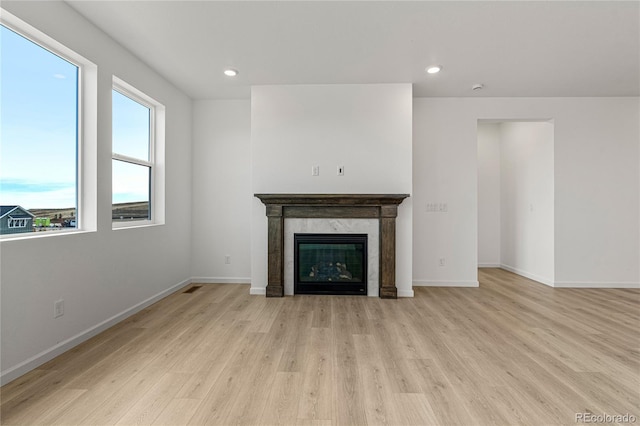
[294,233,367,295]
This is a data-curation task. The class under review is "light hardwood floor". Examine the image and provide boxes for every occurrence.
[1,268,639,425]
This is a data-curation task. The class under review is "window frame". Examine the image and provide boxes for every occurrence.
[111,77,164,229]
[8,218,27,229]
[0,9,97,241]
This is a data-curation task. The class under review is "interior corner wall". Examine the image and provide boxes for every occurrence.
[477,123,501,267]
[0,1,193,384]
[250,84,413,296]
[413,97,639,288]
[499,122,555,285]
[191,100,252,282]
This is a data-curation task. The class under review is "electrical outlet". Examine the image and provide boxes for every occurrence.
[225,255,231,265]
[54,299,64,318]
[312,165,319,176]
[439,258,446,267]
[427,202,448,213]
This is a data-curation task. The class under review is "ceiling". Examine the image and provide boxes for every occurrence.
[65,1,640,100]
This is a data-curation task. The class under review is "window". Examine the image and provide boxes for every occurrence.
[1,22,77,234]
[8,218,27,229]
[0,10,97,238]
[112,77,164,227]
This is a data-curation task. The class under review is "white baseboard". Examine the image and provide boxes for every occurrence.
[478,263,501,268]
[553,281,640,289]
[249,287,266,295]
[412,280,479,287]
[191,277,251,284]
[500,264,553,287]
[487,266,638,288]
[0,278,192,386]
[397,289,415,297]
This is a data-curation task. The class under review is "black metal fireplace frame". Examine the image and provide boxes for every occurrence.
[294,233,368,295]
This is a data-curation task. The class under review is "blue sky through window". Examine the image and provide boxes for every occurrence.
[0,24,78,210]
[112,89,152,210]
[112,90,150,161]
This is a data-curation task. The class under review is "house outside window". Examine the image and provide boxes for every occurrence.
[0,205,35,234]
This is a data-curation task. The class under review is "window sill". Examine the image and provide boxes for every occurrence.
[112,221,164,231]
[0,229,96,242]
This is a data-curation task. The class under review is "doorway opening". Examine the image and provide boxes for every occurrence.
[477,120,555,286]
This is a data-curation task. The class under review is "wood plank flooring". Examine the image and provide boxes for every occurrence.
[1,268,638,425]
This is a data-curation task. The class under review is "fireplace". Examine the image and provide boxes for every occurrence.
[294,233,367,295]
[254,194,409,298]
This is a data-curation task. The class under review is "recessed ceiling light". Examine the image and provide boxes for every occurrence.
[426,65,442,74]
[224,69,238,77]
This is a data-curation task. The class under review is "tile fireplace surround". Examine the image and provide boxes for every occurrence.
[254,194,409,298]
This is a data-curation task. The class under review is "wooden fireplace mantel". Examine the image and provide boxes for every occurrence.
[254,193,409,299]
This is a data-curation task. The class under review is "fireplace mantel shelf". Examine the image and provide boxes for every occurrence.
[255,193,409,298]
[255,193,409,206]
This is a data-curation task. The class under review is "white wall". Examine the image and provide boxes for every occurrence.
[412,100,479,287]
[477,123,501,267]
[0,1,193,384]
[500,122,555,284]
[250,84,413,296]
[191,100,252,282]
[414,97,639,288]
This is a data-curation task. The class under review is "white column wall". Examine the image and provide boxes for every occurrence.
[250,84,413,296]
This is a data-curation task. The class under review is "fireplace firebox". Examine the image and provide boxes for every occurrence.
[294,233,367,295]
